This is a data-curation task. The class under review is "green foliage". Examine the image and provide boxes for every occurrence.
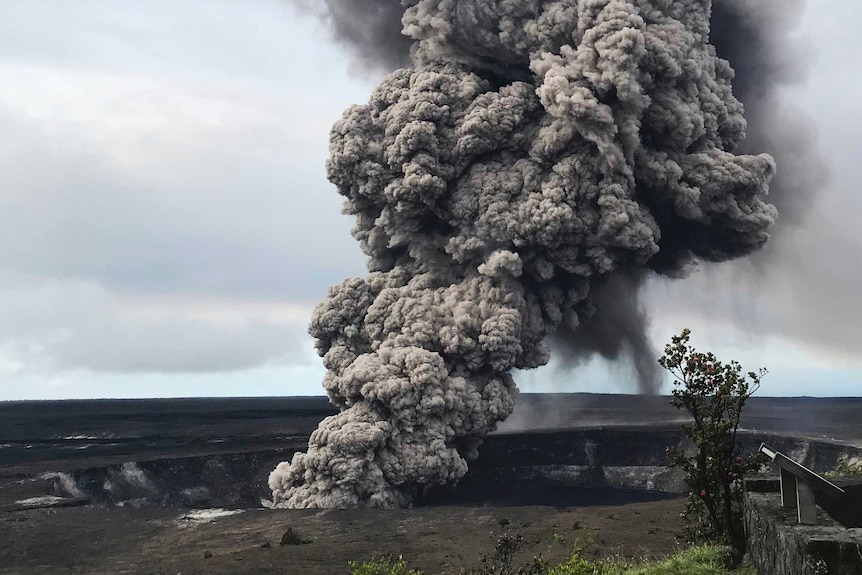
[348,543,754,575]
[547,553,603,575]
[623,546,754,575]
[824,455,862,478]
[659,329,768,564]
[548,545,753,575]
[348,555,423,575]
[462,530,549,575]
[546,529,598,575]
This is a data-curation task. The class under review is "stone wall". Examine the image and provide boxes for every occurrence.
[744,481,862,575]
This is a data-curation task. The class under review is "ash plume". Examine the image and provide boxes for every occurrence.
[271,0,778,508]
[708,0,820,228]
[293,0,411,72]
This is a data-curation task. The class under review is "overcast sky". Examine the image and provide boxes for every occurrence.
[1,1,860,400]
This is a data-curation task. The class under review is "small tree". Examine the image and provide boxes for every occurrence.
[659,329,768,564]
[463,530,548,575]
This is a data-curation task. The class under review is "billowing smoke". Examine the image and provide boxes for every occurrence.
[271,0,778,508]
[292,0,411,72]
[708,0,819,229]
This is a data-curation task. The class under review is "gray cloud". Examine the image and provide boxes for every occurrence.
[0,273,310,374]
[54,318,306,374]
[0,104,361,305]
[292,0,412,73]
[0,106,349,373]
[0,2,371,380]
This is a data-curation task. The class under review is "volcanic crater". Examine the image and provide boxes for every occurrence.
[1,394,860,574]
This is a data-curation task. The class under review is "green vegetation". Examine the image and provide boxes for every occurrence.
[461,529,549,575]
[349,555,422,575]
[659,329,767,564]
[549,545,755,575]
[348,545,755,575]
[824,454,862,478]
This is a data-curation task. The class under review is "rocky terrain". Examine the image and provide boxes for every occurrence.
[0,394,860,574]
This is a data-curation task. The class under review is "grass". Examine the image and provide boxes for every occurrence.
[549,545,756,575]
[348,555,422,575]
[349,545,756,575]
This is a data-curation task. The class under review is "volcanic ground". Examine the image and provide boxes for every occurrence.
[0,393,860,574]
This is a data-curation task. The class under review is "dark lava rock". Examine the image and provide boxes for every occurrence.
[280,527,311,545]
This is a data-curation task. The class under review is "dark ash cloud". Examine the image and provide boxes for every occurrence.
[272,0,786,509]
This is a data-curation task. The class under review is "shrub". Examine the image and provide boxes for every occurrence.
[824,454,862,478]
[623,545,754,575]
[349,544,755,575]
[548,545,752,575]
[659,329,768,564]
[349,555,423,575]
[462,530,548,575]
[547,552,606,575]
